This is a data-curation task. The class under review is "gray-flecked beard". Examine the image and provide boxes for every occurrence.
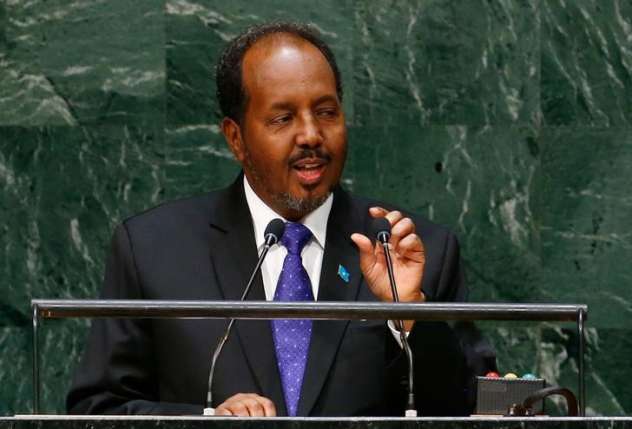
[243,151,332,217]
[273,190,331,215]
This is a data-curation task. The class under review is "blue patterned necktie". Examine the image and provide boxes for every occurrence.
[272,222,314,416]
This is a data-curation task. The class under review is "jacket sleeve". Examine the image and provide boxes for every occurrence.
[407,230,470,415]
[66,223,203,415]
[387,229,496,416]
[436,230,498,410]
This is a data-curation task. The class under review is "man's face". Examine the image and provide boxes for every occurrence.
[223,34,347,220]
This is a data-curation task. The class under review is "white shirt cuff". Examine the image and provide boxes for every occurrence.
[387,320,410,348]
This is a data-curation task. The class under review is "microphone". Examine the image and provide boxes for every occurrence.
[203,218,285,415]
[371,217,417,417]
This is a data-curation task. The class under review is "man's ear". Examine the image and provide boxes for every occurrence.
[221,117,245,162]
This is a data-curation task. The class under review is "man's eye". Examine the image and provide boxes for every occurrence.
[317,109,338,118]
[271,115,291,125]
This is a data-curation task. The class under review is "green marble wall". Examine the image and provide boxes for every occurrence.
[1,0,631,416]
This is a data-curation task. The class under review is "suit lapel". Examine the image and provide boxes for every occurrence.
[208,176,286,415]
[297,188,363,416]
[209,180,366,416]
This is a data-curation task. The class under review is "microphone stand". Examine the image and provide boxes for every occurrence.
[377,231,418,418]
[203,230,280,415]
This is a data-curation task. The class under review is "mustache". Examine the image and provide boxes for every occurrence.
[288,148,332,165]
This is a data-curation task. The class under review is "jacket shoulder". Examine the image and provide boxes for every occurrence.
[121,191,221,235]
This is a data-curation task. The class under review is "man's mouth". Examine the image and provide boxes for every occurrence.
[292,158,328,185]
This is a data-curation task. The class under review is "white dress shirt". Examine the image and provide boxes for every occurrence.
[243,177,408,345]
[244,176,332,300]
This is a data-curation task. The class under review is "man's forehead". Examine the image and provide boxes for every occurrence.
[243,32,317,63]
[241,34,336,98]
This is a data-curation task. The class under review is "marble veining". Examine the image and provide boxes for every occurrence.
[1,0,632,417]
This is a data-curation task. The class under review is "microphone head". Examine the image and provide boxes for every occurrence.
[371,217,391,243]
[264,218,286,246]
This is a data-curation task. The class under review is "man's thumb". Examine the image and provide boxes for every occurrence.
[351,233,376,271]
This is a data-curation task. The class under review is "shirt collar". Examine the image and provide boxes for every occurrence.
[243,175,332,249]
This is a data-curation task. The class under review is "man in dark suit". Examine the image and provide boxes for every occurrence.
[67,22,493,417]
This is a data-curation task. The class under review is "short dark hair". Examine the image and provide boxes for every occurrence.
[216,21,343,124]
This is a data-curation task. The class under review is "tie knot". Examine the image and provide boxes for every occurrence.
[281,222,312,255]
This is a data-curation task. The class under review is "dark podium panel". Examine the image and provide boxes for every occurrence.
[3,417,632,429]
[31,300,589,415]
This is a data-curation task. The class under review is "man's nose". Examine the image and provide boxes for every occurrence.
[296,114,323,147]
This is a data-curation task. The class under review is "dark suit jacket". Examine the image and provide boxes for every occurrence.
[67,177,480,416]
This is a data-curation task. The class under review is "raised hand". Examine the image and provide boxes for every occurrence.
[351,207,426,330]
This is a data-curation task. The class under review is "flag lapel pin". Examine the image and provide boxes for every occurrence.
[337,264,350,283]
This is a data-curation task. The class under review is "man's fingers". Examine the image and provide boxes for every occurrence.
[369,206,388,217]
[383,210,404,226]
[397,233,425,262]
[228,397,261,417]
[215,407,233,416]
[227,402,249,417]
[391,217,415,237]
[259,396,277,417]
[215,393,277,417]
[370,206,404,222]
[243,398,266,417]
[390,217,415,249]
[370,208,406,233]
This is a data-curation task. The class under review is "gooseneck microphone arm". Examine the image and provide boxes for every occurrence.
[204,219,285,415]
[373,217,417,417]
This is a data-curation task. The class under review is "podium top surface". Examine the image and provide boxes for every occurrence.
[1,416,631,429]
[31,300,588,322]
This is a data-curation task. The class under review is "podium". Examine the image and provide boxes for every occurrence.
[5,416,632,429]
[30,300,588,416]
